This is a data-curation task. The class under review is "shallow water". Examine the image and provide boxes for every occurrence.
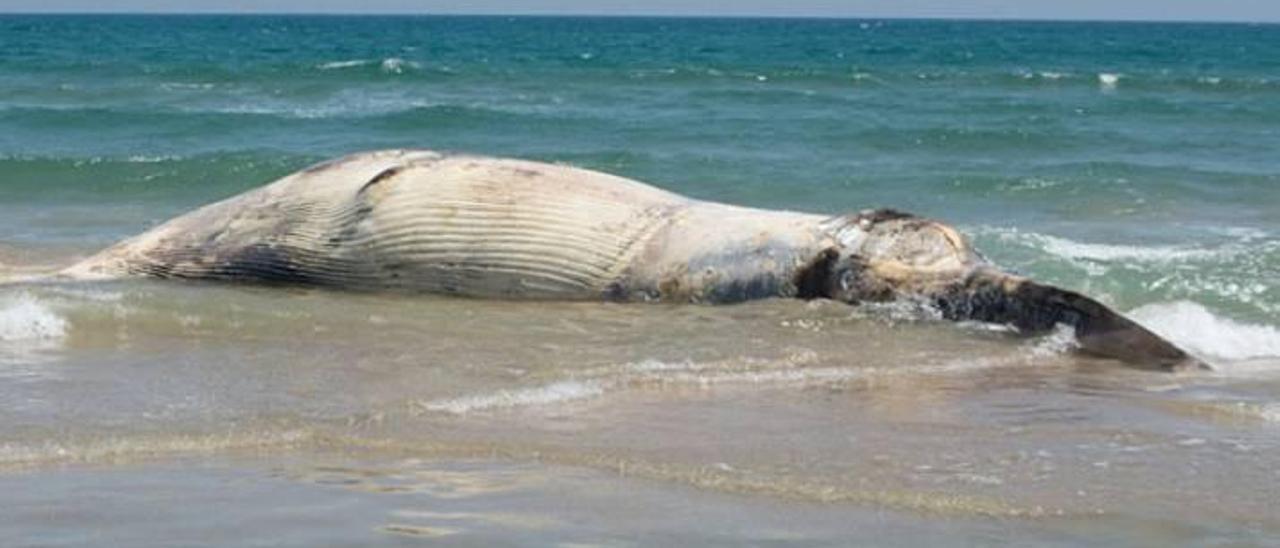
[1,280,1278,545]
[1,15,1279,546]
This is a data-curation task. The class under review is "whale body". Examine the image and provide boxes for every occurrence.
[62,150,1205,371]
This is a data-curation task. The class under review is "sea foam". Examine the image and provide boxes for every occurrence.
[317,59,371,70]
[1098,72,1122,89]
[316,57,420,74]
[989,229,1220,263]
[0,294,68,366]
[413,348,1055,415]
[1128,301,1280,363]
[0,294,67,343]
[414,380,607,415]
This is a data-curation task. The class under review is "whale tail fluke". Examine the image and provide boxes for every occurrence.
[830,211,1209,372]
[940,269,1210,371]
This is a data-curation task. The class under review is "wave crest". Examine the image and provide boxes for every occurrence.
[316,57,420,74]
[1128,301,1280,363]
[0,293,66,343]
[974,226,1279,319]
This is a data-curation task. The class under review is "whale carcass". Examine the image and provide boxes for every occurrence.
[61,150,1205,371]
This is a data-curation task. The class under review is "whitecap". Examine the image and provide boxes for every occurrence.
[1036,236,1214,263]
[198,94,443,120]
[0,294,67,343]
[0,293,68,367]
[1018,71,1068,81]
[125,154,181,163]
[1261,403,1280,422]
[158,82,216,91]
[317,59,373,70]
[999,177,1062,192]
[1127,301,1280,363]
[379,57,419,74]
[1027,323,1080,358]
[1098,73,1121,89]
[982,228,1221,263]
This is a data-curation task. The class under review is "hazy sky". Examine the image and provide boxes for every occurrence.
[3,0,1280,23]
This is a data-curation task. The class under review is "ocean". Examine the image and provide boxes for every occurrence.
[1,15,1278,545]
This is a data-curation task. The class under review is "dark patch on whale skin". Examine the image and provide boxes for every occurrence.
[850,208,918,226]
[220,244,315,285]
[601,279,630,302]
[128,252,181,279]
[794,247,839,300]
[509,167,543,179]
[933,272,1104,335]
[702,272,785,304]
[661,237,803,304]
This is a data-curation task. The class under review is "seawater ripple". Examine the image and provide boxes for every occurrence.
[0,14,1276,364]
[2,17,1280,542]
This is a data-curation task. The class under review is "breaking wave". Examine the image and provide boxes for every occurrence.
[0,292,69,369]
[981,227,1236,264]
[316,57,421,74]
[975,226,1279,319]
[0,293,66,343]
[1128,301,1280,364]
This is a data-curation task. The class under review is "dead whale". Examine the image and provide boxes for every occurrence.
[60,150,1206,371]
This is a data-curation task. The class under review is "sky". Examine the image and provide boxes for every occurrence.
[2,0,1280,23]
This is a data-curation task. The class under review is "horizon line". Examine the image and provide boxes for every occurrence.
[1,11,1278,25]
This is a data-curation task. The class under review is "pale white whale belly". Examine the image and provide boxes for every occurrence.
[62,149,833,302]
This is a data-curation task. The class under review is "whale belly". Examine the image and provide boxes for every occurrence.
[64,151,691,299]
[342,155,687,298]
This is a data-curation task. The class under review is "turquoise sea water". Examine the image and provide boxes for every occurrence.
[2,16,1279,546]
[2,15,1278,321]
